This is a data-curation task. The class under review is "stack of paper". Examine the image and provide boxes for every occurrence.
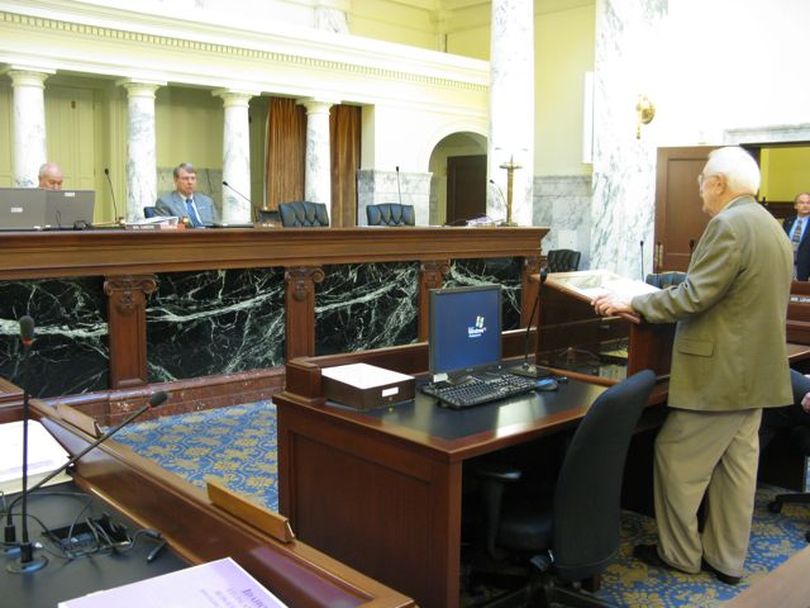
[0,419,71,495]
[59,557,288,607]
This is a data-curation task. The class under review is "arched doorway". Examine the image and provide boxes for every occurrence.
[428,132,488,225]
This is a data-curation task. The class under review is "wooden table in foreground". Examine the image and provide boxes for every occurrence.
[33,399,414,608]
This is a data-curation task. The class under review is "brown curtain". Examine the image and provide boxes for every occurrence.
[330,105,361,227]
[265,97,306,211]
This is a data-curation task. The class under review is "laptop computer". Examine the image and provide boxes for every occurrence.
[0,188,48,230]
[45,190,95,229]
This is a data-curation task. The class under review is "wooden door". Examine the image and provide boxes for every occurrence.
[654,146,715,272]
[446,154,486,224]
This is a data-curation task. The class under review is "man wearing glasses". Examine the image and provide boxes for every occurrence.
[593,146,793,586]
[155,162,219,227]
[784,191,810,279]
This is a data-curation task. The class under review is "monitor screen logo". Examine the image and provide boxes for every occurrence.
[468,315,487,338]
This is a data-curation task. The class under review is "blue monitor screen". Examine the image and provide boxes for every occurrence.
[429,284,502,375]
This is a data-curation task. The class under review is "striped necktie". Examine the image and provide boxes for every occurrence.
[792,218,804,250]
[185,198,202,227]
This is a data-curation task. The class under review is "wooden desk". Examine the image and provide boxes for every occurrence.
[33,399,415,608]
[276,357,608,608]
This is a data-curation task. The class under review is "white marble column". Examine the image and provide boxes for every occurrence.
[213,90,255,224]
[4,68,53,187]
[120,80,162,221]
[488,0,534,225]
[299,99,334,210]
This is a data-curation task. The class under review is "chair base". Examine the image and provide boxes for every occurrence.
[769,493,810,542]
[464,573,616,608]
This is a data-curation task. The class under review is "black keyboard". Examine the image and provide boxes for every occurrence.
[421,373,536,409]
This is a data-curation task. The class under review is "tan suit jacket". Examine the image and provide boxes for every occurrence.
[632,195,793,411]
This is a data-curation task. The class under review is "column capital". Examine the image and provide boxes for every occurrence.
[212,89,257,108]
[297,98,339,115]
[117,79,165,97]
[2,67,55,88]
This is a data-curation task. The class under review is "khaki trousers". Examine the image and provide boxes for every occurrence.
[654,407,762,577]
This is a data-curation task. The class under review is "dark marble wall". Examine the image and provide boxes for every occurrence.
[0,258,525,396]
[0,278,108,397]
[146,269,286,382]
[444,258,523,330]
[316,262,420,355]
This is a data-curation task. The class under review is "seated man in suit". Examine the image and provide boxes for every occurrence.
[155,162,219,227]
[784,192,810,280]
[38,162,63,190]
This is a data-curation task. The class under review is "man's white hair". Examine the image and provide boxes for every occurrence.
[704,146,760,195]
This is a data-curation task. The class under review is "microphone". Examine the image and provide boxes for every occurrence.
[395,166,402,206]
[511,269,552,379]
[104,168,121,223]
[222,180,252,205]
[4,390,169,572]
[489,178,508,212]
[6,316,47,573]
[640,240,645,281]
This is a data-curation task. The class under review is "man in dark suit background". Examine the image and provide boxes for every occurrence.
[155,162,219,227]
[784,191,810,280]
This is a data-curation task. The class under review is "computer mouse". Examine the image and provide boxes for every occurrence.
[535,377,559,391]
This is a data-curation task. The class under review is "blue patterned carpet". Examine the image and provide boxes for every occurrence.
[114,402,810,607]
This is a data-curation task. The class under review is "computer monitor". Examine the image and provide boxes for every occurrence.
[428,284,502,378]
[45,190,95,228]
[0,188,47,230]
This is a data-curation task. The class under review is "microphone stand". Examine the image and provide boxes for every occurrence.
[6,316,47,573]
[103,168,123,225]
[511,269,551,379]
[395,167,402,206]
[4,391,168,571]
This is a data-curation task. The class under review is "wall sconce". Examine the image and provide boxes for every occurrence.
[636,95,655,139]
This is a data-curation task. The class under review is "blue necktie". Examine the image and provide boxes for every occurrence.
[792,218,803,250]
[185,198,201,227]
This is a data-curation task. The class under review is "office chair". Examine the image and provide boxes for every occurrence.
[143,206,158,218]
[546,249,581,273]
[767,369,810,542]
[367,203,415,226]
[471,369,656,607]
[278,201,329,227]
[645,271,687,289]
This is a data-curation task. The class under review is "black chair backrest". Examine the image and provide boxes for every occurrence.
[546,249,581,273]
[278,201,329,227]
[646,271,687,289]
[367,203,415,226]
[791,369,810,403]
[143,206,158,218]
[552,369,656,582]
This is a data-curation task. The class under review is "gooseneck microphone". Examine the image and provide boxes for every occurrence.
[4,390,169,572]
[222,180,252,205]
[640,240,645,281]
[6,315,47,574]
[512,269,552,379]
[395,166,402,206]
[489,178,507,209]
[104,168,121,223]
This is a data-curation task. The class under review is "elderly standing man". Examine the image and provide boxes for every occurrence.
[592,146,793,585]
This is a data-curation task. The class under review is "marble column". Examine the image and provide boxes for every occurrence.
[314,0,349,33]
[300,99,334,211]
[214,89,255,224]
[4,68,53,187]
[488,0,534,225]
[120,80,162,221]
